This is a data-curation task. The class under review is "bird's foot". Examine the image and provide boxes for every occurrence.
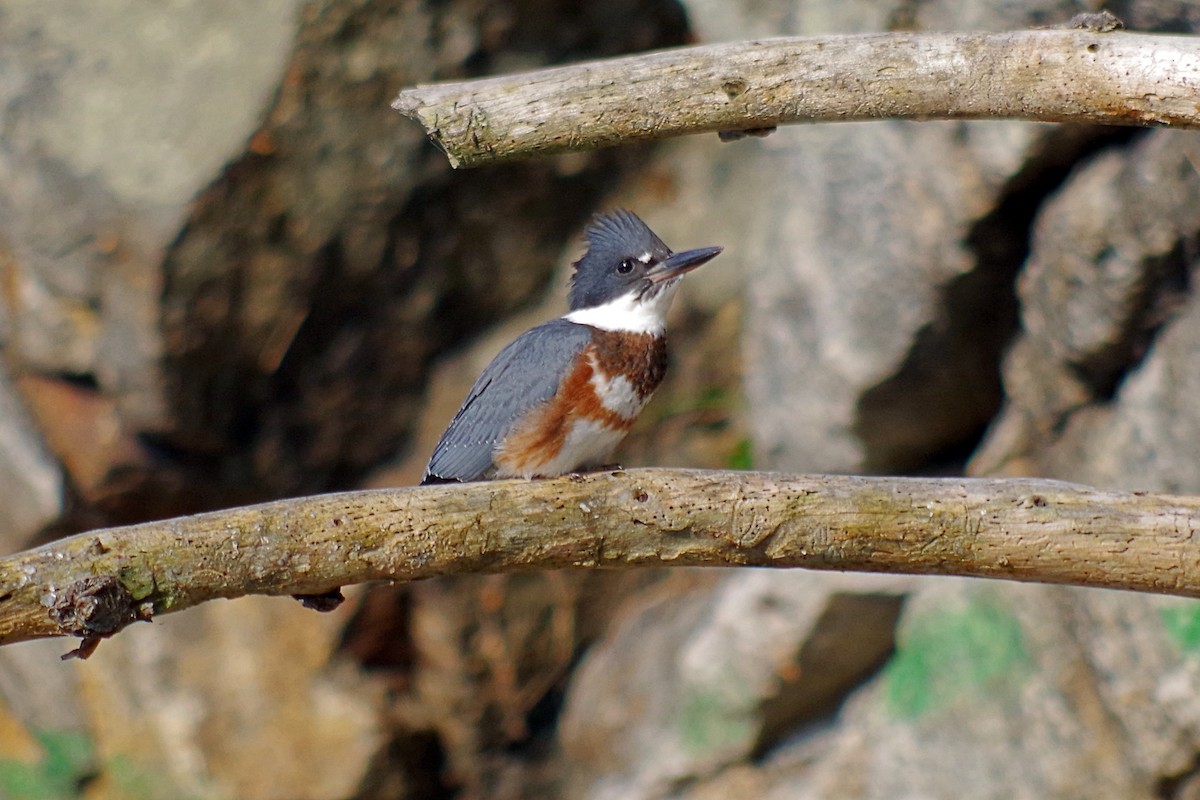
[567,463,624,481]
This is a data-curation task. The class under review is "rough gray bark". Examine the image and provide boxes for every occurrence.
[393,29,1200,167]
[3,468,1200,649]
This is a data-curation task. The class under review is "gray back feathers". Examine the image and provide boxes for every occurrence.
[423,319,594,483]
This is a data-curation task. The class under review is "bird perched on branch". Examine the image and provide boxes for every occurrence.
[423,210,722,484]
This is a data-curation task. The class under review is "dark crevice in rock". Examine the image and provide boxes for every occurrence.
[252,150,662,493]
[356,729,454,800]
[1158,750,1200,800]
[152,0,690,506]
[1069,236,1199,402]
[50,372,100,391]
[853,125,1140,474]
[751,592,906,760]
[338,585,416,671]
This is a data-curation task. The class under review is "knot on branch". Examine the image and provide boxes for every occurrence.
[48,575,152,658]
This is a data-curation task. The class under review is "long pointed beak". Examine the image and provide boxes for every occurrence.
[647,246,723,284]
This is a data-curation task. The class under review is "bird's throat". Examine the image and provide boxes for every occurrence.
[562,279,680,334]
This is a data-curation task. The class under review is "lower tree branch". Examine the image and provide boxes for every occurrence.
[393,29,1200,168]
[2,469,1199,651]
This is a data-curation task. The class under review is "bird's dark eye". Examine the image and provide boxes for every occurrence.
[617,258,636,274]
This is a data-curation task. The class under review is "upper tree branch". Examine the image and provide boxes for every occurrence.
[2,469,1200,651]
[392,29,1200,167]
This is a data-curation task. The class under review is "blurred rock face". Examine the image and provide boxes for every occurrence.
[0,0,689,537]
[554,2,1200,800]
[0,1,688,798]
[974,131,1200,490]
[6,0,1200,799]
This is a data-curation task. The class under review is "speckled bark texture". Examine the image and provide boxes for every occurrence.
[4,469,1200,647]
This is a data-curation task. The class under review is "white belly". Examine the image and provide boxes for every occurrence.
[502,418,627,479]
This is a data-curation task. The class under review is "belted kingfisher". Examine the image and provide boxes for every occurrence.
[422,210,722,484]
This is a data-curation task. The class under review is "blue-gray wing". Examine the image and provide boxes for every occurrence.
[423,319,594,483]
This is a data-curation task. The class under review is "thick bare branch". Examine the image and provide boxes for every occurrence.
[2,469,1200,649]
[393,29,1200,167]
